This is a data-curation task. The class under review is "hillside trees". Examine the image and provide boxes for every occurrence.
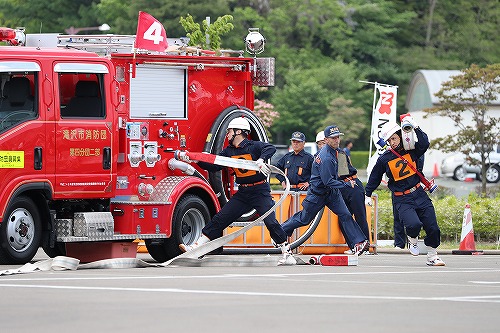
[0,0,498,147]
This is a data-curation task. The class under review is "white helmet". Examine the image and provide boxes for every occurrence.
[380,122,401,142]
[227,117,251,131]
[315,131,325,142]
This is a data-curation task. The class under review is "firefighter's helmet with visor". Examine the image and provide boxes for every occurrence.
[380,122,401,142]
[227,117,251,132]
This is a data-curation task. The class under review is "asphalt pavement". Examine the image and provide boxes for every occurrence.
[1,250,499,333]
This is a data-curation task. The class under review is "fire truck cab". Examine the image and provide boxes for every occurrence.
[0,27,273,264]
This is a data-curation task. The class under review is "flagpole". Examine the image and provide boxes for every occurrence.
[132,47,137,78]
[369,82,378,159]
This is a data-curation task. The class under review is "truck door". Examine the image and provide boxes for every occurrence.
[53,63,114,198]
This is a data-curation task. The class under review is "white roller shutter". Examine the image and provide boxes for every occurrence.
[130,64,187,119]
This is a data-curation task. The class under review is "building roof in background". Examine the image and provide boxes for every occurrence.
[405,70,461,112]
[406,69,500,112]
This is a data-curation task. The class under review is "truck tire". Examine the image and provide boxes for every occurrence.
[41,234,66,258]
[146,194,210,262]
[0,196,42,264]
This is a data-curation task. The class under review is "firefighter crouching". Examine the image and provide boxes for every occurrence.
[177,117,297,265]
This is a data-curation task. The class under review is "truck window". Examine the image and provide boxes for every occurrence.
[59,73,105,118]
[0,72,38,132]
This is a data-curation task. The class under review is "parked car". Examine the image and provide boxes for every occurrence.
[440,144,500,183]
[270,144,290,165]
[303,142,318,156]
[270,142,318,165]
[269,142,319,185]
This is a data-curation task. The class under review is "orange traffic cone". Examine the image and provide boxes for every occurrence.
[432,163,440,178]
[452,204,483,255]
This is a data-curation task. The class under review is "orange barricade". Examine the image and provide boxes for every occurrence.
[224,191,377,254]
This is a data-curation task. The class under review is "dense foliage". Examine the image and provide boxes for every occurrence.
[1,0,498,147]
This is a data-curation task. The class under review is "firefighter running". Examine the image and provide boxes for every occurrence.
[177,117,296,265]
[364,117,445,266]
[280,125,369,255]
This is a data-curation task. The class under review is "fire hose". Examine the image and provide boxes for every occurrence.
[165,150,292,262]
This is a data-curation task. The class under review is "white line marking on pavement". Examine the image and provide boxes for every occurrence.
[1,283,500,304]
[470,281,500,284]
[1,268,499,282]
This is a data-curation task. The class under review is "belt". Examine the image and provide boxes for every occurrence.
[290,182,308,188]
[342,175,358,182]
[394,183,420,196]
[239,180,267,187]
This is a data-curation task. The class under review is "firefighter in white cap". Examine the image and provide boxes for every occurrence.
[315,131,326,151]
[364,116,445,266]
[177,116,296,265]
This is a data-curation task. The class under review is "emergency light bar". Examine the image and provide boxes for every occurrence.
[0,27,25,46]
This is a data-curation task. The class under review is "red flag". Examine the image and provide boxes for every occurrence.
[134,11,168,52]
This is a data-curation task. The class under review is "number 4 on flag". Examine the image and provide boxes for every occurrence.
[135,11,168,52]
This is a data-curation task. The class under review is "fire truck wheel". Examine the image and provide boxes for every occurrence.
[0,196,42,264]
[41,236,66,258]
[146,194,210,262]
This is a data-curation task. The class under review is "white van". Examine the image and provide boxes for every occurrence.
[303,142,318,156]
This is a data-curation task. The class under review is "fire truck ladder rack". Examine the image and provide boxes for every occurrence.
[56,34,242,58]
[57,34,137,55]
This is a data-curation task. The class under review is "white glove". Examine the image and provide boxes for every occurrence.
[256,158,272,177]
[177,151,192,163]
[364,195,372,206]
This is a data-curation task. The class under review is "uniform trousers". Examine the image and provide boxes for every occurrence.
[339,178,370,239]
[202,183,287,244]
[281,188,366,249]
[393,187,440,248]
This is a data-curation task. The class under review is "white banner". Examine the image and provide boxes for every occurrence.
[366,83,398,179]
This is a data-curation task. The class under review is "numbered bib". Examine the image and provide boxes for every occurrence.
[231,154,257,178]
[387,153,417,181]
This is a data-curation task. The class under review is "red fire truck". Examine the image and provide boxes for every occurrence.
[0,27,274,264]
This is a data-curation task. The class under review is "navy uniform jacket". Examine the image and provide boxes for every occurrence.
[275,149,314,185]
[365,128,429,197]
[309,144,352,194]
[197,138,275,185]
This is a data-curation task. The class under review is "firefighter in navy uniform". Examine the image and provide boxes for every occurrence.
[280,125,369,255]
[364,118,445,266]
[274,132,314,191]
[327,127,370,243]
[177,117,296,265]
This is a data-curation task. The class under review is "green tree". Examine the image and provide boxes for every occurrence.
[269,50,361,143]
[424,63,500,196]
[321,97,368,147]
[0,0,98,33]
[179,14,234,50]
